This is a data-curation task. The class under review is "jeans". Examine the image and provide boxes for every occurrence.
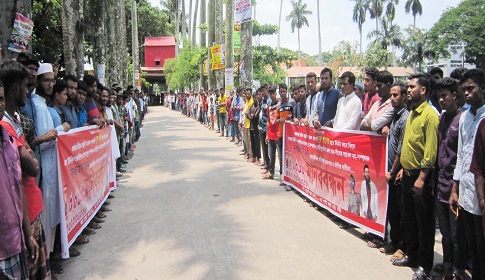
[259,130,269,168]
[229,121,236,138]
[268,138,282,176]
[401,171,435,272]
[462,210,485,279]
[250,129,261,159]
[387,177,404,250]
[216,112,220,131]
[219,113,227,135]
[436,199,466,274]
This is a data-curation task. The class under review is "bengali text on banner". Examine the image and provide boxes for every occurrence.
[282,122,389,237]
[56,126,115,258]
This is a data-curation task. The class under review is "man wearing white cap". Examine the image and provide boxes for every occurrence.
[30,63,70,255]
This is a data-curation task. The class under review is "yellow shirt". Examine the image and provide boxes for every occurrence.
[218,95,228,114]
[400,101,439,170]
[244,97,254,129]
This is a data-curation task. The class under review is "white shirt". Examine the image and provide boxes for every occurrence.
[333,92,362,130]
[305,92,319,125]
[361,180,378,220]
[453,104,485,215]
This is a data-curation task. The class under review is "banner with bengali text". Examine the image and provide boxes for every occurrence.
[57,126,115,258]
[283,122,389,237]
[235,0,252,24]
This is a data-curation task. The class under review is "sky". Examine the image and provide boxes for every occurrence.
[147,0,462,56]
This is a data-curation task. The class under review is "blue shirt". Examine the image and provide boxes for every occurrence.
[259,97,271,132]
[315,87,340,125]
[61,102,79,129]
[76,106,88,127]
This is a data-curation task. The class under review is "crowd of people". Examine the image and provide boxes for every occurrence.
[0,53,148,280]
[165,66,485,280]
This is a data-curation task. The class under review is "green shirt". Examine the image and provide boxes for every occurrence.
[400,101,439,170]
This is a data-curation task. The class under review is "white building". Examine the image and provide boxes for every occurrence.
[425,42,475,77]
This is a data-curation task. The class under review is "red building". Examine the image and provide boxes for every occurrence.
[141,36,176,85]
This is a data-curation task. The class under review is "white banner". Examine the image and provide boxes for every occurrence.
[235,0,252,24]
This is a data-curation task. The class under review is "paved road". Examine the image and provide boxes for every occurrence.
[61,106,441,280]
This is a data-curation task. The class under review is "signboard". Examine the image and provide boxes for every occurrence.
[235,0,252,24]
[8,13,34,53]
[210,44,226,70]
[283,123,389,237]
[225,68,234,92]
[233,24,241,56]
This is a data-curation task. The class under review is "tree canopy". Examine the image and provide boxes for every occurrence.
[428,0,485,70]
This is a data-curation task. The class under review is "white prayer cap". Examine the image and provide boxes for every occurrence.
[38,63,53,75]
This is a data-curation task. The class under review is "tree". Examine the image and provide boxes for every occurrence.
[199,0,207,87]
[32,0,63,63]
[350,0,367,54]
[252,21,278,36]
[164,43,206,90]
[386,0,399,26]
[428,0,485,70]
[286,0,312,67]
[253,46,296,85]
[367,0,383,32]
[368,18,402,68]
[400,27,436,71]
[404,0,422,34]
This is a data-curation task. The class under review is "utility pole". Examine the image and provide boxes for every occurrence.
[131,0,139,88]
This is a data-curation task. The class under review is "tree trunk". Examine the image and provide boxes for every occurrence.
[181,0,187,42]
[175,0,180,56]
[277,0,282,53]
[317,0,322,66]
[199,0,207,88]
[74,0,85,78]
[115,0,127,86]
[188,0,193,44]
[298,28,301,67]
[105,0,117,85]
[207,0,215,89]
[192,0,199,47]
[359,28,362,54]
[240,19,252,88]
[225,0,233,89]
[215,0,223,88]
[61,0,76,75]
[0,0,31,61]
[90,0,106,85]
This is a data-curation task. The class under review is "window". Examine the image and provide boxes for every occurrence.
[155,60,160,66]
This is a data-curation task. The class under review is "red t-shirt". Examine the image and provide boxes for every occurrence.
[0,119,44,222]
[267,103,279,140]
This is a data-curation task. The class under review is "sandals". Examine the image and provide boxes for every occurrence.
[74,234,89,244]
[83,227,96,235]
[69,247,81,257]
[390,249,404,261]
[367,239,384,248]
[262,174,274,180]
[380,243,396,254]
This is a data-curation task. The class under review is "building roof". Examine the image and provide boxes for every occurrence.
[144,36,176,47]
[286,66,416,79]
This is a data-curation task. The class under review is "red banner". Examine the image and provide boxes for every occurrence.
[57,127,115,258]
[283,122,388,237]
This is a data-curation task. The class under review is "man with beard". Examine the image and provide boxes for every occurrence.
[17,53,39,121]
[82,74,103,127]
[30,63,70,264]
[300,72,318,126]
[292,85,306,122]
[73,81,89,127]
[360,70,394,132]
[61,75,79,129]
[362,67,380,116]
[313,68,340,129]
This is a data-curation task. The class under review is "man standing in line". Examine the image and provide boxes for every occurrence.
[276,84,295,190]
[293,85,306,122]
[324,71,362,130]
[362,67,380,116]
[360,70,394,132]
[432,77,466,279]
[451,69,485,280]
[218,89,228,137]
[393,74,438,280]
[61,75,80,129]
[300,72,318,126]
[381,82,409,255]
[259,85,270,171]
[312,68,340,129]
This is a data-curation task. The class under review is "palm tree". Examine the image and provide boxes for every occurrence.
[405,0,422,33]
[385,0,399,26]
[368,18,402,69]
[286,0,312,67]
[350,0,367,54]
[277,0,283,53]
[317,0,322,66]
[367,0,383,32]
